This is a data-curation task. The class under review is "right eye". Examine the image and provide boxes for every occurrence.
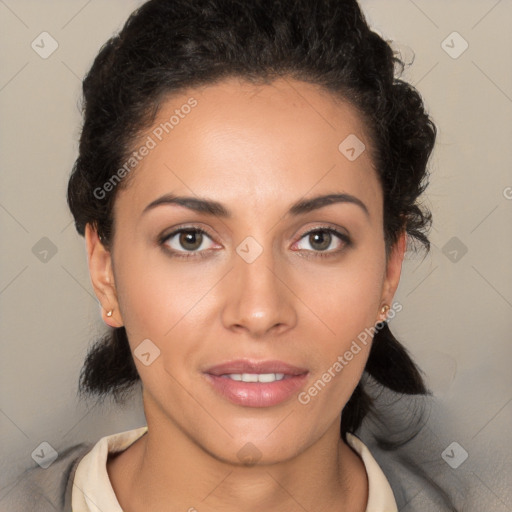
[160,227,218,259]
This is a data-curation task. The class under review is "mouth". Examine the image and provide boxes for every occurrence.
[203,359,309,408]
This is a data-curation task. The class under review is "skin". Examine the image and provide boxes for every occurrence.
[85,76,406,512]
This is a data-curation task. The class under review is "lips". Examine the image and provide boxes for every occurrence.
[203,359,309,408]
[205,359,309,377]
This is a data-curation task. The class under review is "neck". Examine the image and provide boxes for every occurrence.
[107,405,368,512]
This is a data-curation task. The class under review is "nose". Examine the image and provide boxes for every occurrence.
[220,242,297,338]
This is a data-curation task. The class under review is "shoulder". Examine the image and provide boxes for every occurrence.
[355,385,469,512]
[358,423,466,511]
[0,442,93,512]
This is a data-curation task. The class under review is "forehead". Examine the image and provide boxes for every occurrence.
[114,76,382,222]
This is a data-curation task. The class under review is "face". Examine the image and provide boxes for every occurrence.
[86,76,405,464]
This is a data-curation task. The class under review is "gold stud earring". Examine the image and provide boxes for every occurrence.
[380,304,390,315]
[106,309,113,317]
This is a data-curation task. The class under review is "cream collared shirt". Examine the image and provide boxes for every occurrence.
[72,426,398,512]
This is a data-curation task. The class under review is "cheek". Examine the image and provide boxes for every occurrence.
[300,250,386,342]
[113,244,230,374]
[295,271,382,420]
[112,253,213,396]
[293,249,385,405]
[113,247,198,343]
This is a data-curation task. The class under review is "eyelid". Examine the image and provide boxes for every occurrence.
[159,224,217,247]
[296,223,350,240]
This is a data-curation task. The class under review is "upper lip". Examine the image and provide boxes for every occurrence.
[204,359,309,376]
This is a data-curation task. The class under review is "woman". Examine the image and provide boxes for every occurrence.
[5,0,457,510]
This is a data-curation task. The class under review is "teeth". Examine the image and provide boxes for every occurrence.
[224,373,286,383]
[257,373,285,383]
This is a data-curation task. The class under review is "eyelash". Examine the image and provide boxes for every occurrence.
[159,225,352,260]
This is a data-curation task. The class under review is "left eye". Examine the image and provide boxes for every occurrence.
[294,228,349,253]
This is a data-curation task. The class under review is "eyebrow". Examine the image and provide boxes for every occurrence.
[141,192,370,219]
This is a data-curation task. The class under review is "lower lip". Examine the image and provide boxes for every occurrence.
[204,373,309,407]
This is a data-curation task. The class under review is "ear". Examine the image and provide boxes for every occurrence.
[84,223,123,327]
[378,230,407,322]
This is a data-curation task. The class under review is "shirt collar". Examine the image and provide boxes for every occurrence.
[72,427,397,512]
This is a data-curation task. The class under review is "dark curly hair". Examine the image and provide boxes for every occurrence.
[67,0,437,438]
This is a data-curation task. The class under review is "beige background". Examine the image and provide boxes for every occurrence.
[1,0,511,508]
